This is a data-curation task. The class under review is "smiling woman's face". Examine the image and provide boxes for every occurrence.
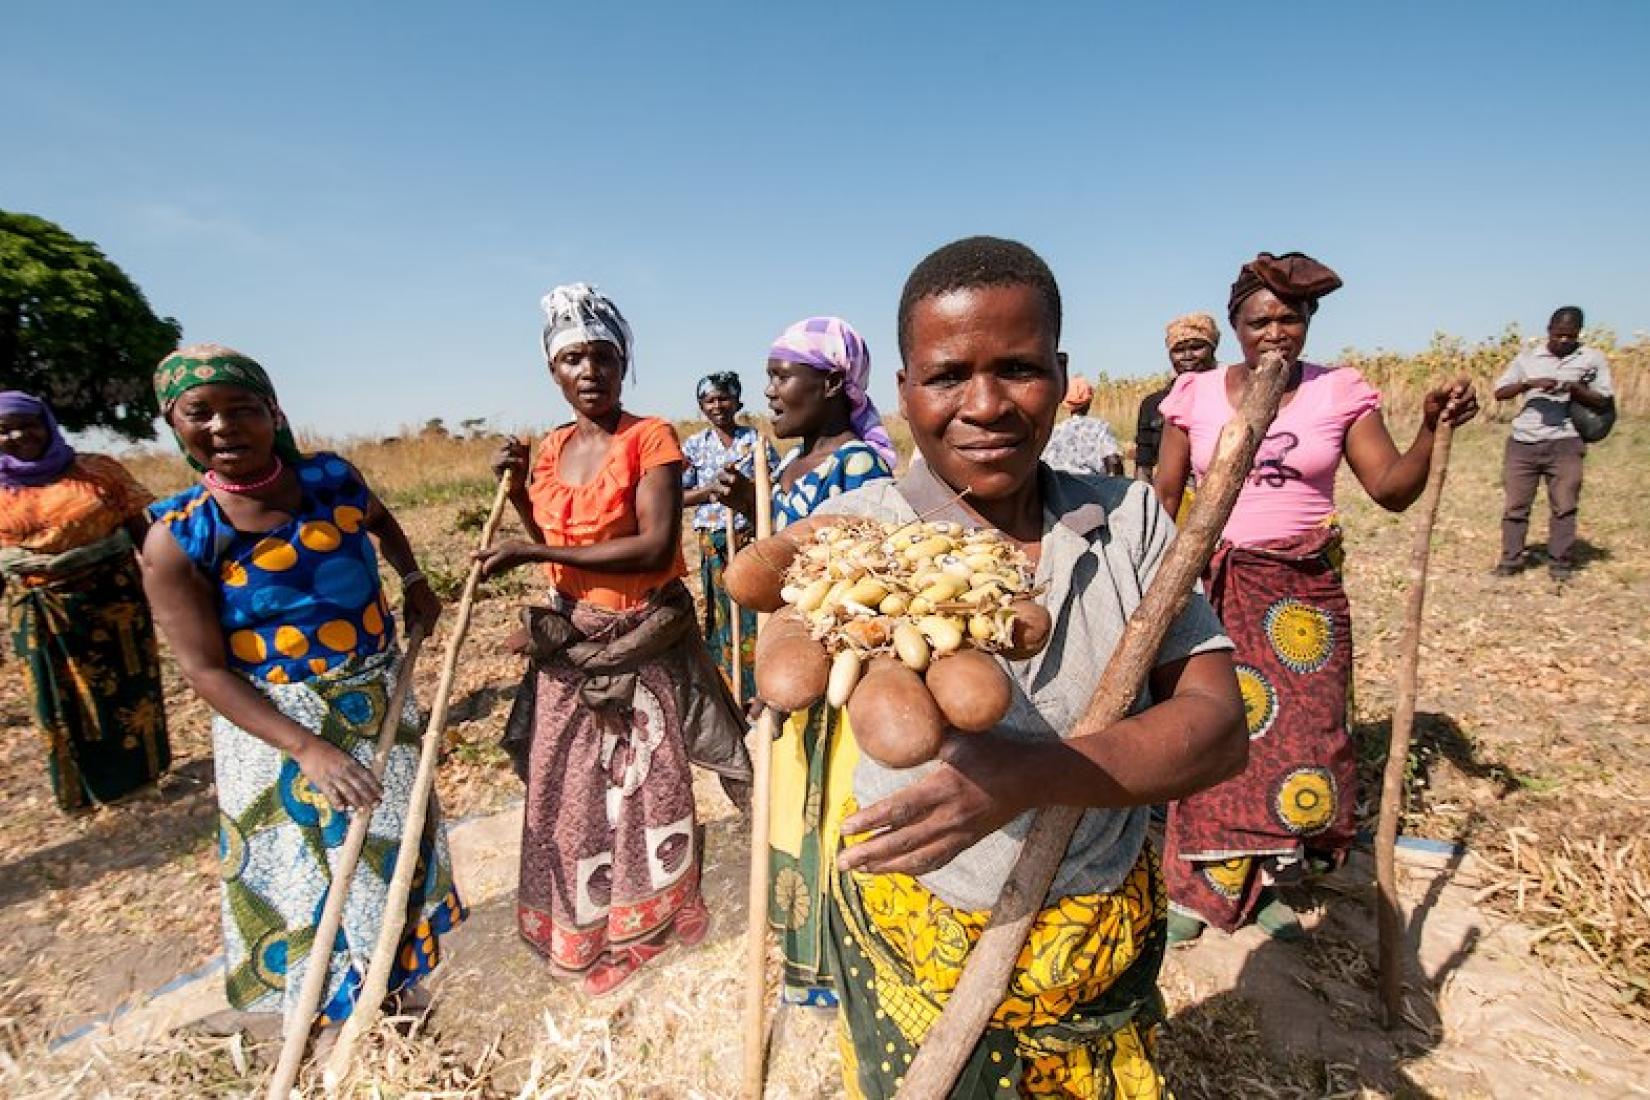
[168,384,279,477]
[898,284,1063,502]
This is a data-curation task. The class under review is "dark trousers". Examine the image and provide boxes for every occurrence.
[1501,436,1586,567]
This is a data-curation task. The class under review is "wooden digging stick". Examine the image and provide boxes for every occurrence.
[322,470,515,1090]
[1376,416,1456,1029]
[897,352,1294,1100]
[265,624,427,1100]
[727,507,744,708]
[741,439,777,1100]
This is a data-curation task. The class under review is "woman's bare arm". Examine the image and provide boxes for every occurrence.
[140,523,383,810]
[477,463,685,577]
[1152,423,1192,518]
[837,648,1246,876]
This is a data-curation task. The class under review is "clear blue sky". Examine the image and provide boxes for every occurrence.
[5,1,1647,441]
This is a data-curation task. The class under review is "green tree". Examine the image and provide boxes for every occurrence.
[0,210,181,439]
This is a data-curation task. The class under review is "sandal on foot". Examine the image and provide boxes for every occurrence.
[674,899,710,947]
[1166,912,1206,945]
[1255,893,1304,941]
[581,942,667,997]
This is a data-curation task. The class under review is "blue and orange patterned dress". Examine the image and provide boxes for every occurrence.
[149,451,464,1022]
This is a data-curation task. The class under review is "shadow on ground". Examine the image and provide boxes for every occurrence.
[0,757,217,910]
[1162,844,1483,1099]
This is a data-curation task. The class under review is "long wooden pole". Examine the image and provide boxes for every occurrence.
[322,470,514,1091]
[741,441,776,1100]
[1376,417,1456,1028]
[265,625,427,1099]
[897,353,1295,1100]
[727,507,744,708]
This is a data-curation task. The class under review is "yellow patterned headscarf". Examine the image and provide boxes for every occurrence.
[153,344,302,471]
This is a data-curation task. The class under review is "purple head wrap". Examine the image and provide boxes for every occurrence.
[767,316,896,467]
[0,391,77,489]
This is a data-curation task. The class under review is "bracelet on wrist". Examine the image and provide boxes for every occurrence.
[399,569,427,589]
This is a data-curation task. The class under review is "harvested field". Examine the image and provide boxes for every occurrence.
[2,339,1646,1097]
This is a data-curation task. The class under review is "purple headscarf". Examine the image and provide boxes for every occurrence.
[767,316,896,467]
[0,391,77,489]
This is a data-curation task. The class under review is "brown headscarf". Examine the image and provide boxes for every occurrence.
[1227,252,1343,321]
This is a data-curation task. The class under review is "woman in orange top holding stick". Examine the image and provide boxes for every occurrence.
[480,284,748,995]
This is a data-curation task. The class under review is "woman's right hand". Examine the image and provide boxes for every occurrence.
[295,738,382,813]
[492,437,530,483]
[475,538,543,578]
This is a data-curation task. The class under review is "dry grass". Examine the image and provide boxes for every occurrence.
[1478,825,1650,1022]
[0,1010,638,1099]
[9,330,1648,1096]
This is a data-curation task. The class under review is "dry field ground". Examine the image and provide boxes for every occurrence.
[1,341,1646,1097]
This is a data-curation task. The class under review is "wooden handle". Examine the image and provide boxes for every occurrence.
[322,470,515,1091]
[741,439,775,1099]
[897,354,1295,1100]
[265,624,427,1099]
[1376,417,1456,1028]
[727,507,744,708]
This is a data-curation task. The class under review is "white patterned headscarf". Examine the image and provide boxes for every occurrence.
[540,283,634,377]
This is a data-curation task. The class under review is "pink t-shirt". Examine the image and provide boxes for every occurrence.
[1159,362,1381,547]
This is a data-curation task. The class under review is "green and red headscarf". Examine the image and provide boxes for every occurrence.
[152,344,303,471]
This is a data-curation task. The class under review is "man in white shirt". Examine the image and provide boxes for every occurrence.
[1492,306,1615,581]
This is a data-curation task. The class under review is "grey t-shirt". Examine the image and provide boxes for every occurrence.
[1496,345,1614,443]
[815,462,1232,911]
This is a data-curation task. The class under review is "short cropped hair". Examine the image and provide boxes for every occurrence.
[897,236,1061,361]
[1550,305,1584,328]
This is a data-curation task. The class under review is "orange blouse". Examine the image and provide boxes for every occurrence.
[0,454,154,555]
[528,414,687,611]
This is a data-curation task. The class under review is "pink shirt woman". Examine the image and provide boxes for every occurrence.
[1152,251,1478,945]
[1159,361,1380,545]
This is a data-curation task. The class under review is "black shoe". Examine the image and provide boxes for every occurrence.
[1492,562,1522,577]
[1549,563,1575,582]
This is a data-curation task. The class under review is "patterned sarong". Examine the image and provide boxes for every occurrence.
[505,585,716,976]
[214,649,463,1022]
[769,705,860,990]
[696,526,756,701]
[2,535,170,810]
[829,829,1170,1099]
[1164,526,1355,931]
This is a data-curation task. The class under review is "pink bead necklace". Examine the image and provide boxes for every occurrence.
[203,455,285,495]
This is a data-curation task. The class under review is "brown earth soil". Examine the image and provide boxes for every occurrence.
[3,422,1647,1096]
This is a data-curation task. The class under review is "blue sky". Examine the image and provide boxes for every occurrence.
[5,1,1647,442]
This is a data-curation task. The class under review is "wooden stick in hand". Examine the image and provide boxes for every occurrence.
[322,470,515,1091]
[1375,417,1456,1028]
[897,352,1295,1100]
[265,625,428,1100]
[727,507,744,708]
[742,439,777,1100]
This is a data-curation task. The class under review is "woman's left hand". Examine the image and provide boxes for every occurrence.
[475,538,542,578]
[834,733,1031,877]
[402,578,442,634]
[1424,376,1480,430]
